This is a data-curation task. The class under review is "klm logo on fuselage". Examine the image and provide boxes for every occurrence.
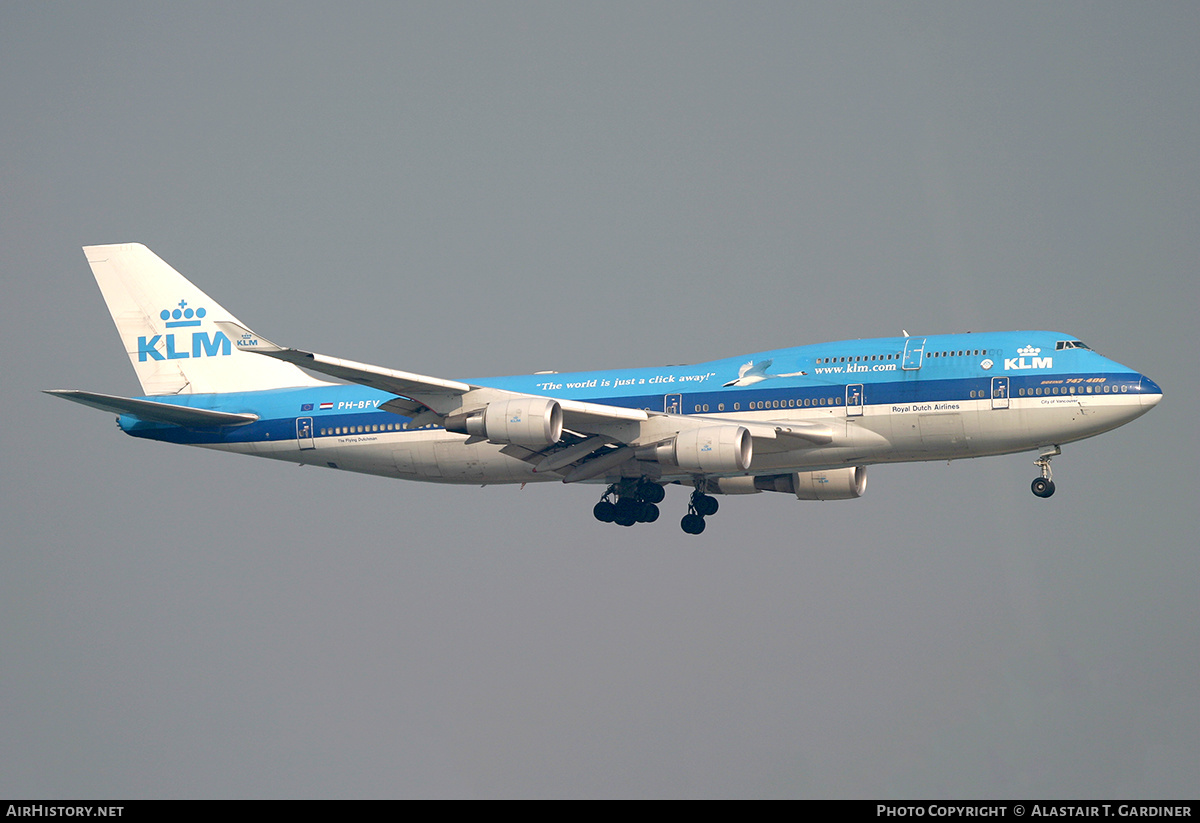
[1005,345,1052,371]
[138,299,232,361]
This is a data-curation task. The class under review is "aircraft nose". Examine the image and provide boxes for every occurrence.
[1139,375,1164,408]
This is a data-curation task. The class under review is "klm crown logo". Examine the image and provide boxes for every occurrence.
[138,299,230,362]
[160,299,207,328]
[1018,345,1041,357]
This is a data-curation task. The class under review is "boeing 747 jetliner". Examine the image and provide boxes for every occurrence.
[48,244,1163,534]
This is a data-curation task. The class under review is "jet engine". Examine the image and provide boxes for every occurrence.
[444,397,563,447]
[649,426,753,473]
[783,466,867,500]
[704,466,867,499]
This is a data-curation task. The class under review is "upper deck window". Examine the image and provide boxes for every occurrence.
[1056,340,1092,350]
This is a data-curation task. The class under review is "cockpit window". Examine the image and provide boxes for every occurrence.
[1055,340,1091,350]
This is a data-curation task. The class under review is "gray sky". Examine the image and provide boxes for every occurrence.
[2,2,1196,798]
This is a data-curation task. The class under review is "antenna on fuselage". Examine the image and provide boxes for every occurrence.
[902,329,910,337]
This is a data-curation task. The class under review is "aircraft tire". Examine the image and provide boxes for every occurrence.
[681,513,706,534]
[693,494,719,517]
[613,498,639,526]
[1031,478,1056,498]
[594,501,616,522]
[639,483,666,504]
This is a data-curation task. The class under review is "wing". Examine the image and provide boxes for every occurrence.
[214,321,648,429]
[215,322,833,479]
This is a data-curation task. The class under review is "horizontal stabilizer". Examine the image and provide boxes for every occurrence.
[45,390,259,427]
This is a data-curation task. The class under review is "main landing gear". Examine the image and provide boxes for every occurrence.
[681,488,719,535]
[1031,445,1060,498]
[593,479,665,527]
[592,479,720,534]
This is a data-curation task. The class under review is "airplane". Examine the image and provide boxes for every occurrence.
[47,243,1163,534]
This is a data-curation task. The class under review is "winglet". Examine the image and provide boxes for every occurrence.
[211,321,285,353]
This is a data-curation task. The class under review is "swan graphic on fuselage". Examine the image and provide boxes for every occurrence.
[722,359,808,387]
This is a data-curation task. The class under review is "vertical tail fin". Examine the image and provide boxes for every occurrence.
[84,243,327,395]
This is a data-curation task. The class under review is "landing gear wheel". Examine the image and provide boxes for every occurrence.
[1031,445,1061,499]
[593,501,616,522]
[613,498,639,526]
[692,493,719,517]
[638,482,666,504]
[637,502,660,523]
[1031,478,1056,498]
[681,513,706,535]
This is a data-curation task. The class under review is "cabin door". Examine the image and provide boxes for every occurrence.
[296,417,315,450]
[991,377,1010,410]
[846,384,864,416]
[902,337,926,370]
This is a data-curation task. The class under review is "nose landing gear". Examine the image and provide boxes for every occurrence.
[1031,446,1060,498]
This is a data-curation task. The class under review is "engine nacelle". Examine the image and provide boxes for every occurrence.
[706,467,867,499]
[653,426,752,473]
[785,466,867,500]
[444,397,563,447]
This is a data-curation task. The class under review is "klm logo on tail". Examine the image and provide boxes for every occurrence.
[138,300,232,361]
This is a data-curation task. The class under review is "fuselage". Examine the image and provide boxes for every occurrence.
[119,330,1162,485]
